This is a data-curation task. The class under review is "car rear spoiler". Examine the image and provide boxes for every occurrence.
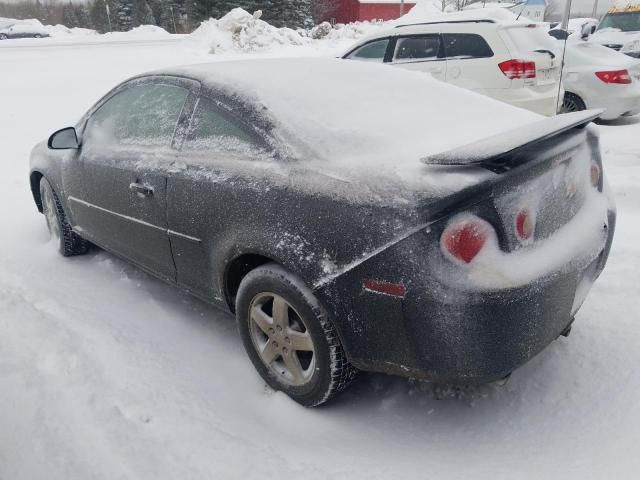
[421,110,603,168]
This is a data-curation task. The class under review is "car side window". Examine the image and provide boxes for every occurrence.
[442,34,494,59]
[182,96,260,154]
[84,83,189,149]
[393,35,442,62]
[346,39,390,62]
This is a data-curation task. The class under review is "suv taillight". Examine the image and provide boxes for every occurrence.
[499,59,537,79]
[595,69,631,84]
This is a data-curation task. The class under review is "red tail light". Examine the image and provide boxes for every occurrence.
[441,217,493,264]
[515,208,534,241]
[499,59,537,79]
[595,69,631,84]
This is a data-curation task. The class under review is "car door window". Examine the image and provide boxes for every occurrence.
[346,39,390,62]
[393,35,442,63]
[182,97,262,154]
[84,83,189,149]
[442,34,494,59]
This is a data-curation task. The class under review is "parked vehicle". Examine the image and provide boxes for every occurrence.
[591,2,640,58]
[561,40,640,119]
[30,59,615,406]
[342,13,562,116]
[0,22,49,40]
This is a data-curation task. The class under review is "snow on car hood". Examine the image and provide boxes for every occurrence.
[164,58,540,170]
[591,29,640,50]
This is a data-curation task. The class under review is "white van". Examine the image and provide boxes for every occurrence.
[342,16,562,116]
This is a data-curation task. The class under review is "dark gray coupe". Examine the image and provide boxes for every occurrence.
[29,59,615,406]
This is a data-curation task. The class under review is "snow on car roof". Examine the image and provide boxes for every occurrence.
[159,58,539,167]
[395,6,530,27]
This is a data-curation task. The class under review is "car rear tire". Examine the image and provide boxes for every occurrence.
[40,177,90,257]
[0,34,7,40]
[561,93,586,113]
[34,34,41,38]
[236,263,357,407]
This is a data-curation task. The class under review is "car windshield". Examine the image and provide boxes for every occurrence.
[598,12,640,32]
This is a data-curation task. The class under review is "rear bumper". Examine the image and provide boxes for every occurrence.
[317,196,616,384]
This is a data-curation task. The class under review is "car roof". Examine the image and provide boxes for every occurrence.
[146,58,538,167]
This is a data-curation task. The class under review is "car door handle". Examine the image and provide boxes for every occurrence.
[129,182,154,197]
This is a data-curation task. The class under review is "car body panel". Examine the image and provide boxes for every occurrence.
[29,59,616,383]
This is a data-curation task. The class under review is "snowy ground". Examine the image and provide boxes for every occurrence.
[1,36,639,480]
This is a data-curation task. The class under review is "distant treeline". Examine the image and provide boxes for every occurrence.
[0,0,341,33]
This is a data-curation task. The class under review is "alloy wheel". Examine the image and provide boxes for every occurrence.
[248,292,316,386]
[42,187,61,242]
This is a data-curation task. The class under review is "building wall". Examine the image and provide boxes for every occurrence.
[358,3,416,22]
[323,0,416,24]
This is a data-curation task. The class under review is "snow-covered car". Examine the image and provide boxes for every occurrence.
[0,22,49,40]
[561,40,640,120]
[29,59,615,406]
[342,12,562,116]
[590,2,640,58]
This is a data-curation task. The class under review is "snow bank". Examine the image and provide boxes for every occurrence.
[189,8,309,54]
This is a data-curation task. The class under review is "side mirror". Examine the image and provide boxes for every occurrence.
[549,29,570,41]
[581,23,593,40]
[48,127,79,149]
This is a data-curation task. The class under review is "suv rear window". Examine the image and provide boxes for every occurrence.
[442,33,493,59]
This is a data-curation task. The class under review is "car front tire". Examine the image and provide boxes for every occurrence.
[236,263,357,407]
[40,177,89,256]
[0,34,7,40]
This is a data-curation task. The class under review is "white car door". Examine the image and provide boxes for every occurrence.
[389,34,447,82]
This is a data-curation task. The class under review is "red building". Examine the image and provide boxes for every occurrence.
[322,0,417,24]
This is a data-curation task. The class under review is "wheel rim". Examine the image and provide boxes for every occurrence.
[248,292,316,386]
[42,188,61,242]
[562,96,582,113]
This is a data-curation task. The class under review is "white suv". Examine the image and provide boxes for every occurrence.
[342,17,562,116]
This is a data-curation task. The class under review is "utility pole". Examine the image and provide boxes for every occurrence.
[400,0,405,17]
[561,0,572,30]
[591,0,599,18]
[104,0,112,32]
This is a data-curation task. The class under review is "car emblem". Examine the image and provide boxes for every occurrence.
[566,180,577,198]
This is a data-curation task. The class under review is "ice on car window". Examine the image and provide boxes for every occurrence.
[394,36,440,62]
[442,34,493,59]
[85,83,188,148]
[183,97,262,155]
[347,39,389,62]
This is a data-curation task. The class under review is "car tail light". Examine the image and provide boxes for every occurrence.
[515,208,534,242]
[591,162,601,187]
[595,69,631,84]
[441,216,493,264]
[499,60,537,79]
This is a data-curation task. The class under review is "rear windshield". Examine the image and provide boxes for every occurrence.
[598,12,640,32]
[504,25,559,54]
